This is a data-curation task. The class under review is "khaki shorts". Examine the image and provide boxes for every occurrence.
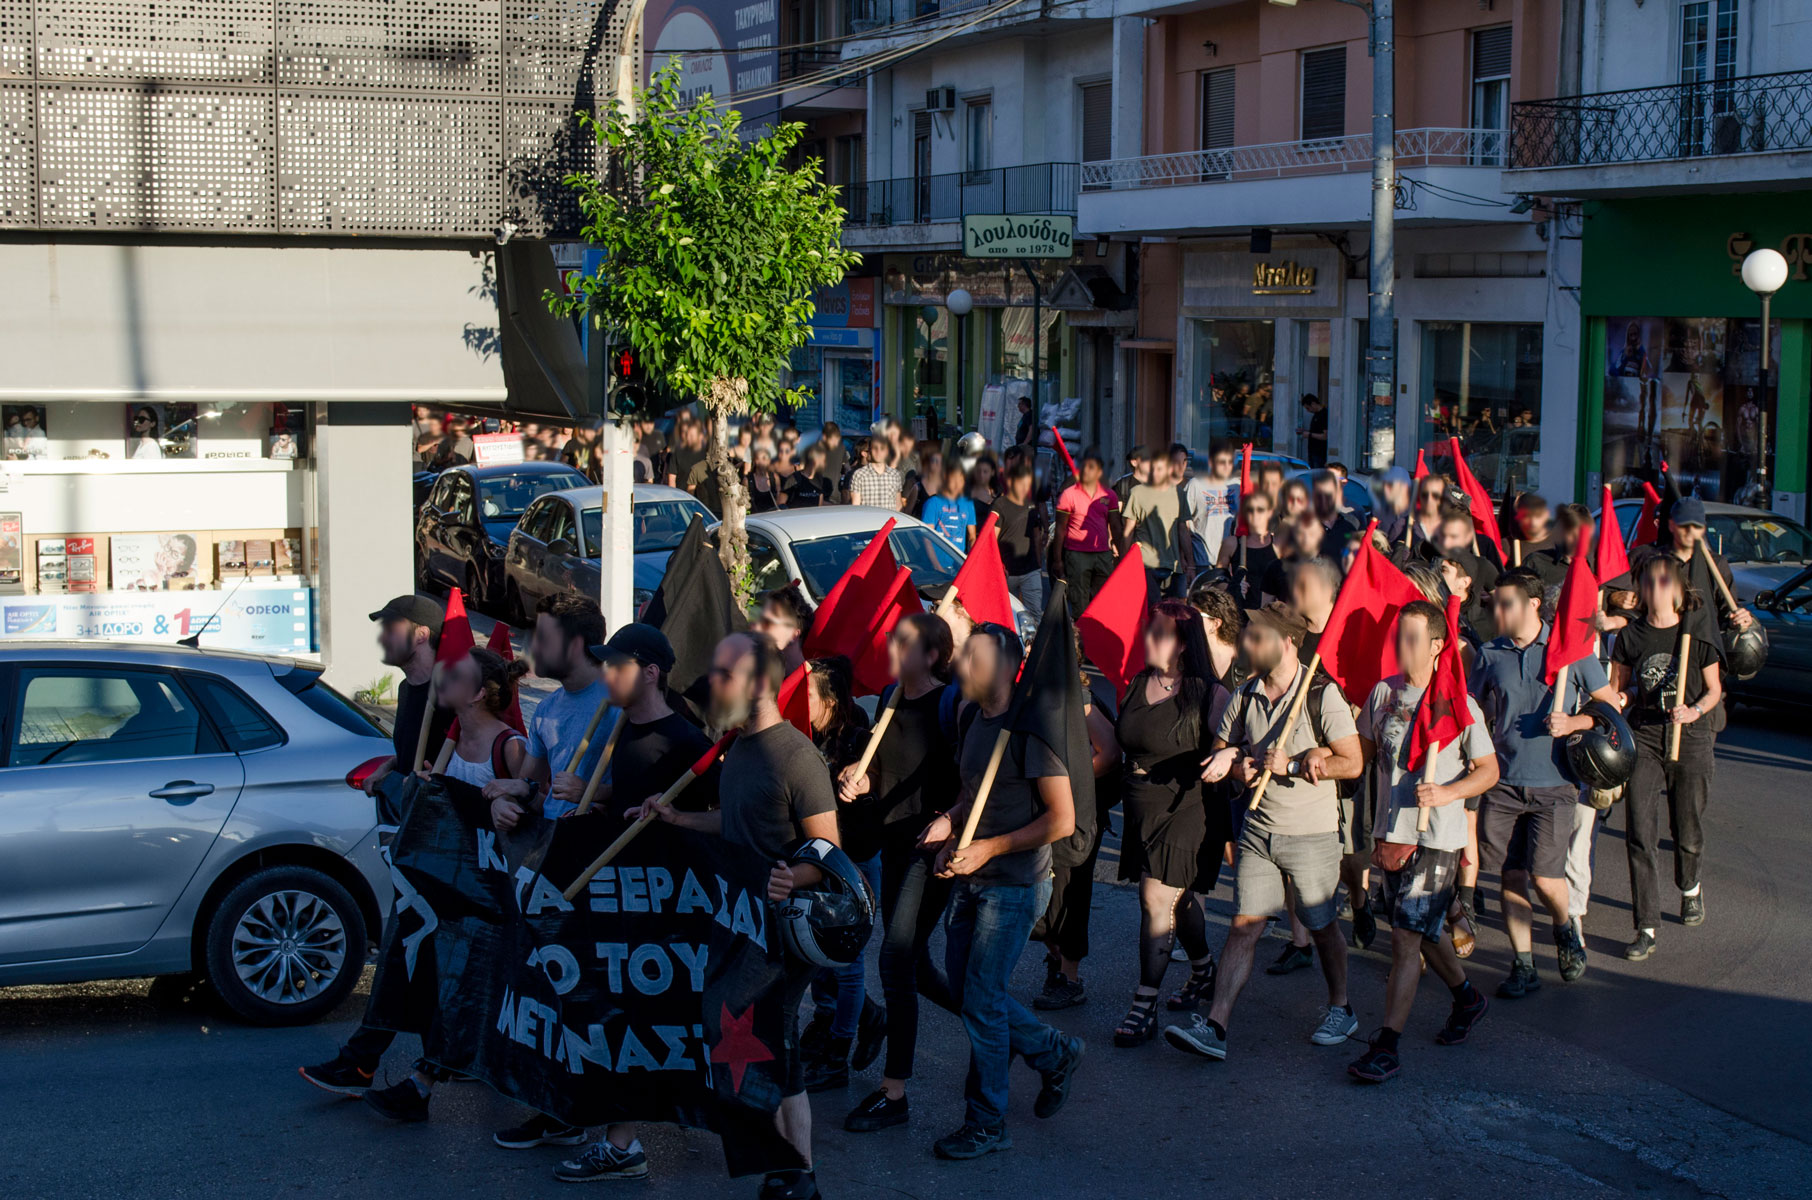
[1233,825,1341,930]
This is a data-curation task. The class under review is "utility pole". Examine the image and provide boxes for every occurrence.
[1345,0,1396,470]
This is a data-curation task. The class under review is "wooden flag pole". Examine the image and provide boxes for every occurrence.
[572,717,626,816]
[850,687,901,784]
[1669,632,1692,762]
[430,736,456,776]
[1696,539,1740,614]
[1417,740,1438,833]
[411,677,439,773]
[956,727,1013,849]
[1513,539,1523,567]
[1248,651,1323,811]
[563,732,733,900]
[564,699,611,776]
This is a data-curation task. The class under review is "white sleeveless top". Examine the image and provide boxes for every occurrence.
[444,730,525,788]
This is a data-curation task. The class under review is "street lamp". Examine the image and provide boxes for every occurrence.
[946,287,973,431]
[1741,248,1789,372]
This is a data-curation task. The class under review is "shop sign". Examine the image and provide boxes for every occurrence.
[1727,231,1812,280]
[809,279,876,329]
[473,432,525,466]
[1183,247,1339,312]
[962,214,1075,260]
[1251,260,1317,296]
[0,584,314,652]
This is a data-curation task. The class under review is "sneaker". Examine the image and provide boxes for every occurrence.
[1681,891,1705,927]
[933,1122,1012,1160]
[298,1052,375,1097]
[1495,962,1542,999]
[554,1139,649,1183]
[1351,903,1377,951]
[361,1079,430,1123]
[1162,1014,1227,1061]
[1034,974,1087,1011]
[1033,1034,1084,1119]
[850,998,887,1072]
[1434,986,1490,1046]
[1265,943,1314,976]
[758,1169,819,1199]
[1624,930,1658,961]
[1310,1004,1357,1046]
[844,1088,909,1133]
[1346,1034,1401,1084]
[802,1037,850,1093]
[494,1113,588,1149]
[1555,924,1588,983]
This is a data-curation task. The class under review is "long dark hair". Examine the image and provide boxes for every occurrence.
[1635,553,1701,617]
[807,655,863,766]
[1140,598,1214,741]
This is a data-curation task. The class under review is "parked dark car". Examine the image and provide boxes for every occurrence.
[503,484,716,622]
[415,462,589,608]
[1735,564,1812,706]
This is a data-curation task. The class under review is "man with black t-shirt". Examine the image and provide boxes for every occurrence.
[990,459,1047,615]
[667,416,708,494]
[631,632,837,1200]
[299,595,451,1097]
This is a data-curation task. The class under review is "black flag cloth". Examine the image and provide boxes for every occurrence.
[642,516,748,726]
[1007,587,1097,868]
[365,776,803,1178]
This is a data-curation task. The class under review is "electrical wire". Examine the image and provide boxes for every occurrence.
[640,0,1023,56]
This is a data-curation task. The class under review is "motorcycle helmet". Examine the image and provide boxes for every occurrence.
[777,838,875,969]
[1565,699,1638,791]
[1722,621,1769,681]
[955,431,988,473]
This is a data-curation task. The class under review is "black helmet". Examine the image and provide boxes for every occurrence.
[1723,621,1769,681]
[777,838,875,968]
[1565,700,1637,790]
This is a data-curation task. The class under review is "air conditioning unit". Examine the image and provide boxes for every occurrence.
[926,87,957,113]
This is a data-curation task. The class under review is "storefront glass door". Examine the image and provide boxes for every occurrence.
[1418,321,1544,495]
[1189,319,1276,452]
[1293,320,1331,465]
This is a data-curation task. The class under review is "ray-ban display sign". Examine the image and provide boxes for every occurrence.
[963,215,1075,259]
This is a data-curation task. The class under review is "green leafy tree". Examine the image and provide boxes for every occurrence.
[550,64,860,598]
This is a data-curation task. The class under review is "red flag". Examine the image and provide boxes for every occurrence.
[850,567,925,696]
[804,518,899,660]
[1413,448,1428,482]
[485,621,525,733]
[1076,551,1149,699]
[1233,443,1254,535]
[1546,527,1600,685]
[946,511,1014,631]
[1595,484,1631,587]
[1448,438,1506,563]
[689,730,737,777]
[1407,595,1475,770]
[1318,520,1423,704]
[1050,426,1079,481]
[438,587,476,665]
[777,662,812,736]
[1633,481,1662,548]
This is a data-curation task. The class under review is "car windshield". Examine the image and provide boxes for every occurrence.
[479,472,587,521]
[582,498,714,557]
[790,527,963,598]
[1710,512,1812,564]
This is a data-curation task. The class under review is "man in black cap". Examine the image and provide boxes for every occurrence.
[546,622,715,1184]
[298,594,450,1096]
[1635,496,1754,645]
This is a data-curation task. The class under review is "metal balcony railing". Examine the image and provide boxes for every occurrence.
[1080,128,1508,191]
[780,47,866,84]
[1510,69,1812,168]
[843,161,1079,226]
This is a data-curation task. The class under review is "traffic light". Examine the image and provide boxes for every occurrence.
[604,336,654,417]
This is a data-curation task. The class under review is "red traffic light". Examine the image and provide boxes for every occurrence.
[613,347,635,378]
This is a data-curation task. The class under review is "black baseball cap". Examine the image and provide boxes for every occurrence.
[593,623,676,672]
[368,594,443,636]
[1670,496,1708,528]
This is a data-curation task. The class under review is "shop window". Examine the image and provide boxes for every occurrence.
[1190,319,1277,453]
[1294,321,1332,466]
[1299,47,1347,143]
[1601,316,1775,507]
[1418,322,1543,496]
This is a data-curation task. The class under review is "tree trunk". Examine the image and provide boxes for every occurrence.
[708,403,752,608]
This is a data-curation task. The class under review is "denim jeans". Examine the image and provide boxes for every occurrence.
[810,852,883,1038]
[944,875,1063,1129]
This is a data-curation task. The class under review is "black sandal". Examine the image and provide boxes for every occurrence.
[1165,960,1217,1012]
[1113,993,1160,1047]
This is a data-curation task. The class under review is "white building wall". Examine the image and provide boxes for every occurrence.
[1582,0,1812,92]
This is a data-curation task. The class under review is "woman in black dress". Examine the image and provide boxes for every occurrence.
[1217,490,1278,611]
[1112,598,1223,1046]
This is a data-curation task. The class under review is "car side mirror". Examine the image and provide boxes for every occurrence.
[547,537,576,558]
[1756,589,1777,609]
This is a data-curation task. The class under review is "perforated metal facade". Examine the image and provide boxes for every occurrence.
[0,0,626,236]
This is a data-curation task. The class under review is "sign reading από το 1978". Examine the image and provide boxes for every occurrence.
[962,214,1075,260]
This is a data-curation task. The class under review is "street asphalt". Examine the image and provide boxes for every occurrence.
[5,635,1811,1197]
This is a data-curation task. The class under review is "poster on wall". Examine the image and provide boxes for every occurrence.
[111,533,207,590]
[643,0,780,132]
[1603,316,1776,506]
[0,514,22,592]
[3,406,48,460]
[125,404,200,460]
[0,585,314,653]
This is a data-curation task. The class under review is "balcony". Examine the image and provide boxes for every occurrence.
[1506,69,1812,197]
[1076,128,1512,237]
[841,161,1079,248]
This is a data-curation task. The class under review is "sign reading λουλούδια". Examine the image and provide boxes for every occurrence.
[962,214,1075,260]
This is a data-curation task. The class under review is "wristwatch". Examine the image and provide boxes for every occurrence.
[1286,759,1301,778]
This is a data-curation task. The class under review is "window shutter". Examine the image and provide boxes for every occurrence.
[1471,26,1512,81]
[1080,81,1113,162]
[1300,47,1347,141]
[1201,68,1235,149]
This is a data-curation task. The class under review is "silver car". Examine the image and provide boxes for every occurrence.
[503,483,718,620]
[0,643,390,1025]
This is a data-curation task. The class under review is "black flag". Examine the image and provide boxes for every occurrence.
[642,516,747,726]
[1005,587,1096,867]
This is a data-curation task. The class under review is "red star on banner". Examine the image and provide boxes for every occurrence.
[1425,696,1453,726]
[709,1003,774,1094]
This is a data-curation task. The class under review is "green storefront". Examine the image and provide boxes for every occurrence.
[1580,191,1812,522]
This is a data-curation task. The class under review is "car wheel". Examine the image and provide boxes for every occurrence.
[504,580,526,628]
[464,564,483,608]
[203,865,367,1027]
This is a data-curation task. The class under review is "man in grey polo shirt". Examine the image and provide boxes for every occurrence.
[1472,569,1622,997]
[1164,602,1363,1062]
